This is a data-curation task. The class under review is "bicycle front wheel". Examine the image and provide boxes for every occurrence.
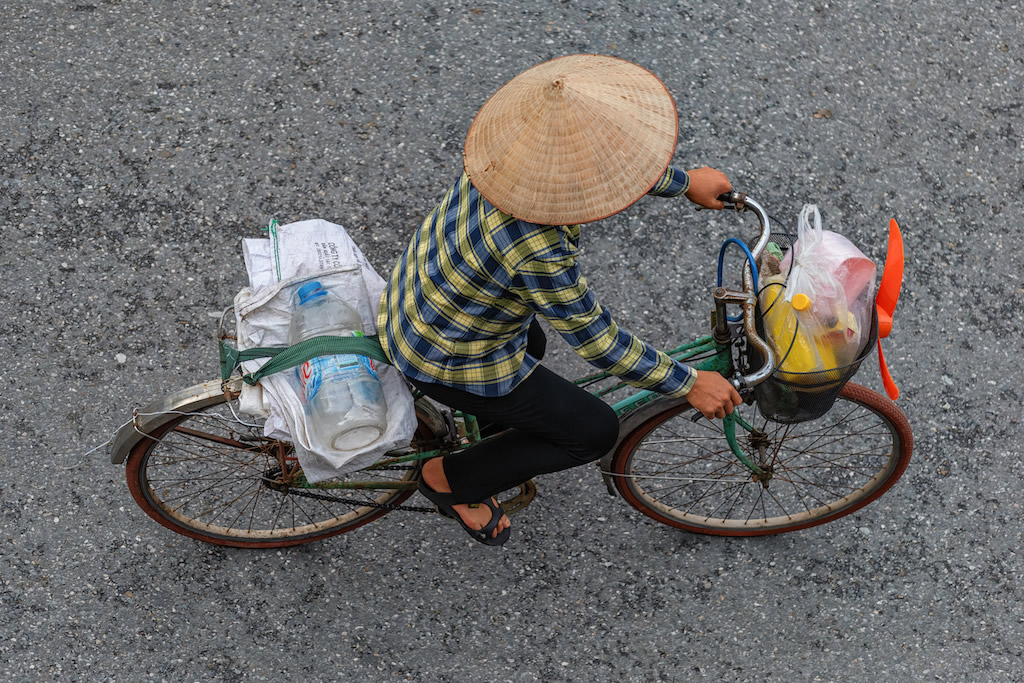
[609,383,913,535]
[125,391,439,548]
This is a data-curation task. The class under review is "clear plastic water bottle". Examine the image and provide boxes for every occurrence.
[289,281,388,452]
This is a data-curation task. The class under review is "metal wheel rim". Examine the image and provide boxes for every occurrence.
[619,391,904,531]
[134,406,418,542]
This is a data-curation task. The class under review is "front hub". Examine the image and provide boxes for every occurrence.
[747,430,774,488]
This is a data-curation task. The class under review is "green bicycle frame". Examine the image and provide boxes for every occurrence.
[293,333,763,492]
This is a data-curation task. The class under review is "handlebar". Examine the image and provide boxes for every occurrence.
[714,191,776,392]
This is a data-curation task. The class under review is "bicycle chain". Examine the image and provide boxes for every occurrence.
[268,478,437,514]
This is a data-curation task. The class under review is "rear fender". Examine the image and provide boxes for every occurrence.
[110,377,449,465]
[109,378,237,464]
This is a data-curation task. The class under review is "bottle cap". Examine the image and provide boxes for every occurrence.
[296,281,327,305]
[791,293,811,311]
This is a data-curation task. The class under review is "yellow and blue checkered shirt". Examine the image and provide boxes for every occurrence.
[377,166,698,398]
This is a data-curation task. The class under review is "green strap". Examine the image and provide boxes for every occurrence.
[220,335,390,385]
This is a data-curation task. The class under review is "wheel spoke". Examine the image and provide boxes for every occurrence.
[702,478,753,521]
[646,460,741,504]
[159,470,264,510]
[270,488,289,533]
[760,485,798,521]
[146,437,271,473]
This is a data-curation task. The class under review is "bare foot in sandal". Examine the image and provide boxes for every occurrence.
[421,457,511,539]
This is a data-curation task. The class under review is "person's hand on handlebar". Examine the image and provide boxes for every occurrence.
[684,167,732,210]
[686,370,743,420]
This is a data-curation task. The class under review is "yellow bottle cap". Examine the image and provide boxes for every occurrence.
[791,293,811,311]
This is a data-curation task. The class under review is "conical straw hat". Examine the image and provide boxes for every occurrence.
[463,54,678,225]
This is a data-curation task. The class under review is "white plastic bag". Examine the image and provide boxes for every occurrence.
[233,219,417,482]
[776,205,877,368]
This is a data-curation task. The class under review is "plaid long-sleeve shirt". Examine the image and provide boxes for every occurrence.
[377,166,698,398]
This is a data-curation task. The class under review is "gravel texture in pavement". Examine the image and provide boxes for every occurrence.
[2,1,1022,681]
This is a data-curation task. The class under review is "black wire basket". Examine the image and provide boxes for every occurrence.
[745,233,878,424]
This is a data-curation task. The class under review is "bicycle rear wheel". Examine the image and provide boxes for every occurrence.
[609,383,912,535]
[125,392,442,548]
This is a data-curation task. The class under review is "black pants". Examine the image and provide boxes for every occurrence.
[409,323,619,503]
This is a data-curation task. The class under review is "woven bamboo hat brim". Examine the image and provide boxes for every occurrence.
[463,54,678,225]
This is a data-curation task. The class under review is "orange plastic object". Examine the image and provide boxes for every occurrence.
[875,218,904,399]
[877,307,893,339]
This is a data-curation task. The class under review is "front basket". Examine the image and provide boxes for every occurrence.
[749,304,878,424]
[744,232,878,424]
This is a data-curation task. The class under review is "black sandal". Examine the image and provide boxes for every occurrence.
[417,479,511,546]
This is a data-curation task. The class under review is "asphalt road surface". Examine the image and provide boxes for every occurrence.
[2,1,1022,681]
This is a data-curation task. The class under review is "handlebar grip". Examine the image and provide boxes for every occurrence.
[717,190,745,205]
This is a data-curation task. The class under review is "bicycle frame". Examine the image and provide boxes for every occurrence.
[293,337,763,500]
[110,192,913,546]
[306,346,753,495]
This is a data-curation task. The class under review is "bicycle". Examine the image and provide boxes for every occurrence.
[109,193,913,548]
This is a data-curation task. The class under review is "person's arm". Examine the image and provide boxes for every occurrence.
[646,165,691,197]
[512,230,743,417]
[514,251,697,398]
[649,165,732,210]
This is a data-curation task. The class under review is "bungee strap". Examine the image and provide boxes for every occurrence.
[220,334,390,385]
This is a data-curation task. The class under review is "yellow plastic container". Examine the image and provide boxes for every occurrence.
[759,278,837,379]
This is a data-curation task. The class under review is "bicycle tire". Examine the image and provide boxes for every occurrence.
[609,382,913,536]
[125,391,442,548]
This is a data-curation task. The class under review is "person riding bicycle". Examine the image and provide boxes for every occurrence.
[377,54,742,546]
